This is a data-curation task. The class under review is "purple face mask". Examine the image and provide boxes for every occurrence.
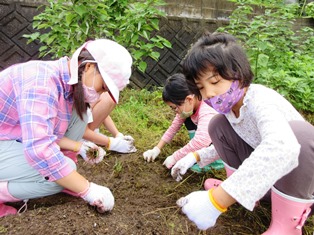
[204,80,244,114]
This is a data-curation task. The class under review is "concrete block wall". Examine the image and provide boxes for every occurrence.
[161,0,235,20]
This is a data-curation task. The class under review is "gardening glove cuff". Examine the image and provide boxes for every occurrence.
[80,182,115,213]
[176,189,225,230]
[143,146,161,162]
[171,152,197,181]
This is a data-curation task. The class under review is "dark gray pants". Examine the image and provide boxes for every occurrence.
[208,114,314,201]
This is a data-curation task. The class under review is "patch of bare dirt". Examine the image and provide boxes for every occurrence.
[1,151,313,235]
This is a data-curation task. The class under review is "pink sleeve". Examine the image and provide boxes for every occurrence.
[161,114,185,143]
[172,101,218,161]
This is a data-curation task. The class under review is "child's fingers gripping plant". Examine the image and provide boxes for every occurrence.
[79,141,106,164]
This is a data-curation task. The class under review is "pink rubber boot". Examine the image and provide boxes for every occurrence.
[0,182,20,218]
[262,187,314,235]
[204,163,235,190]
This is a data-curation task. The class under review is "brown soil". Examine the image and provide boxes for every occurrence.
[1,151,313,235]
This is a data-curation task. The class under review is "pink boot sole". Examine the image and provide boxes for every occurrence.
[0,204,17,218]
[204,178,223,190]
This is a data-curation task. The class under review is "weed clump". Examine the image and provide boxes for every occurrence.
[86,148,99,160]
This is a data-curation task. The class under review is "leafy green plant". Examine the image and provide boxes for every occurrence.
[113,158,123,175]
[217,0,314,113]
[23,0,171,73]
[305,2,314,16]
[299,0,314,16]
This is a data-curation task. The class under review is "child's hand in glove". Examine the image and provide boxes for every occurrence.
[163,155,176,169]
[108,137,137,153]
[176,189,226,230]
[171,152,197,181]
[78,141,106,164]
[80,182,115,213]
[116,133,135,144]
[143,146,161,162]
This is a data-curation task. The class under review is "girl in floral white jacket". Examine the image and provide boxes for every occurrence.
[171,32,314,234]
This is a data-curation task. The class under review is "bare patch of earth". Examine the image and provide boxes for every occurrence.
[1,152,313,235]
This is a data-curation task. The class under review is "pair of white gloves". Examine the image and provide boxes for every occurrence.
[75,133,136,213]
[82,182,223,229]
[79,133,137,164]
[143,146,177,169]
[143,147,197,180]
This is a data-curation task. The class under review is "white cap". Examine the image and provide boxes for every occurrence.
[68,39,132,103]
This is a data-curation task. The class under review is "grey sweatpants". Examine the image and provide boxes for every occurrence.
[0,109,87,200]
[208,114,314,200]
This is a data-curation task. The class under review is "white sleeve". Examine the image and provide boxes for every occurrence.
[196,145,220,168]
[87,107,93,123]
[221,103,300,211]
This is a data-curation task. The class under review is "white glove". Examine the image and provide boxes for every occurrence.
[78,141,106,164]
[177,190,222,230]
[162,155,176,169]
[123,135,135,143]
[171,152,197,181]
[81,182,115,213]
[143,146,161,162]
[116,132,134,143]
[116,132,124,138]
[108,137,137,153]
